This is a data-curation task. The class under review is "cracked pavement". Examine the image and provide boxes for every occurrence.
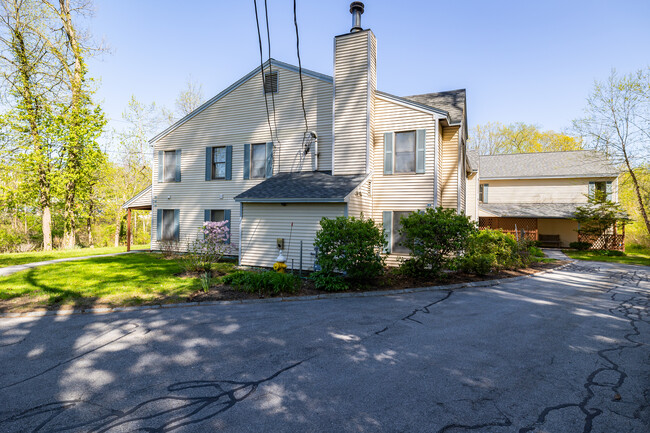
[0,261,648,432]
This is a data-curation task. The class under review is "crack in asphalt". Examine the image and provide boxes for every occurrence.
[518,266,650,433]
[0,358,311,433]
[375,290,454,335]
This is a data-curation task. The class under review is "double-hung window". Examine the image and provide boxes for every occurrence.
[382,210,413,254]
[251,143,266,179]
[479,184,488,203]
[589,181,612,201]
[204,209,232,244]
[395,131,416,173]
[157,209,179,241]
[212,147,226,179]
[384,130,426,175]
[158,149,181,182]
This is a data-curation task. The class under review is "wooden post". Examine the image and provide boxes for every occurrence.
[126,208,132,252]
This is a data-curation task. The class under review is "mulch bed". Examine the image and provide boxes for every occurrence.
[188,260,568,302]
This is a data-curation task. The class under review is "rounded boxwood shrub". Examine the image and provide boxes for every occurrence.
[460,229,520,274]
[312,216,385,290]
[569,241,592,251]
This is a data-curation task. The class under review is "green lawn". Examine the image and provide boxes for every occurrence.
[565,244,650,267]
[0,244,149,267]
[0,252,206,312]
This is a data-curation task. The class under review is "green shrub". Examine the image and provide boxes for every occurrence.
[310,270,349,292]
[398,207,476,276]
[569,241,592,251]
[460,230,538,274]
[460,253,494,275]
[595,249,625,257]
[222,270,300,295]
[314,216,385,285]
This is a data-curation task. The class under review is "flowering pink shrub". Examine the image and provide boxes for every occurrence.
[183,221,235,272]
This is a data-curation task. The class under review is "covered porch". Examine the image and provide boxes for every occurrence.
[121,185,152,252]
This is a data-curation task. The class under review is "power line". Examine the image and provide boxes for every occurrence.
[253,0,275,154]
[293,0,309,134]
[264,0,282,172]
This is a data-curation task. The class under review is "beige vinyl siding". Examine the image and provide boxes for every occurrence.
[151,66,333,251]
[371,97,439,266]
[479,177,619,205]
[240,203,345,270]
[347,179,373,218]
[440,126,460,210]
[333,30,375,175]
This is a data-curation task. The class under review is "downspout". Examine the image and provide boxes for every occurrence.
[238,202,243,265]
[433,117,438,208]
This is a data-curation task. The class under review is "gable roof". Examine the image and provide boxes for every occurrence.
[149,59,333,144]
[122,185,152,210]
[403,89,466,125]
[234,171,366,203]
[479,150,620,180]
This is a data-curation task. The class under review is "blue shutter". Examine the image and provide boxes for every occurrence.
[384,132,393,175]
[588,182,595,199]
[156,209,162,241]
[225,146,233,180]
[175,149,181,182]
[204,209,211,222]
[416,129,426,174]
[266,142,274,178]
[205,147,212,181]
[158,151,163,183]
[173,209,180,241]
[224,209,231,244]
[484,184,489,204]
[243,143,250,179]
[606,181,613,201]
[382,211,392,253]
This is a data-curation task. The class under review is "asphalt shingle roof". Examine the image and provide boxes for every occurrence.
[234,171,366,202]
[479,151,619,179]
[480,203,582,218]
[403,89,466,125]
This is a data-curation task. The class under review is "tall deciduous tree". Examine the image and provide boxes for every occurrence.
[0,0,58,250]
[175,76,204,117]
[469,122,583,155]
[573,69,650,236]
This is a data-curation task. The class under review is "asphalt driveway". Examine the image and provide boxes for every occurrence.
[0,261,648,432]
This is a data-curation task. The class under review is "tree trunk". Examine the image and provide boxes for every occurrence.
[42,206,52,251]
[114,211,122,247]
[625,159,650,235]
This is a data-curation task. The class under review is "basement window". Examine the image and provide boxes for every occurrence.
[263,71,278,93]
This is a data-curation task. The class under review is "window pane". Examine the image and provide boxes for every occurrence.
[210,210,225,222]
[251,143,266,178]
[164,151,176,182]
[162,209,175,240]
[214,147,226,163]
[395,132,415,173]
[392,211,411,254]
[213,162,226,179]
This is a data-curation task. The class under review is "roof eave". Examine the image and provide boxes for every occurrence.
[234,197,347,204]
[480,173,620,180]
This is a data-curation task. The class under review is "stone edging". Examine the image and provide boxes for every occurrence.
[0,261,575,319]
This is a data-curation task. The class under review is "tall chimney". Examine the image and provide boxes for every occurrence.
[333,2,376,176]
[350,2,364,32]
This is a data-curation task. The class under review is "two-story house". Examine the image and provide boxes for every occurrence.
[477,150,620,247]
[123,2,470,270]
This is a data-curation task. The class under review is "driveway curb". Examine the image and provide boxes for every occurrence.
[0,261,575,319]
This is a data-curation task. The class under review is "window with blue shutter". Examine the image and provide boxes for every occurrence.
[415,129,426,173]
[382,211,392,253]
[174,149,181,182]
[243,143,250,179]
[384,132,393,175]
[204,209,231,244]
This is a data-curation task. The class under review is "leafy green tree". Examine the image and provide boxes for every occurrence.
[470,122,583,155]
[574,68,650,238]
[573,191,628,247]
[398,207,476,276]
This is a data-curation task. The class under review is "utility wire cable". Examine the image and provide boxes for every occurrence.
[293,0,309,134]
[263,0,281,172]
[253,0,275,147]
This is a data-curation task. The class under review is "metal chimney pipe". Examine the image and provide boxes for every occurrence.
[350,2,364,32]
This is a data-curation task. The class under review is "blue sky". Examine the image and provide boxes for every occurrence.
[87,0,650,137]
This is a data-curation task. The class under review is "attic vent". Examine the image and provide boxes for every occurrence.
[263,71,278,93]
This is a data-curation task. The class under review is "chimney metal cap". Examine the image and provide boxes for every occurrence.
[350,1,364,14]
